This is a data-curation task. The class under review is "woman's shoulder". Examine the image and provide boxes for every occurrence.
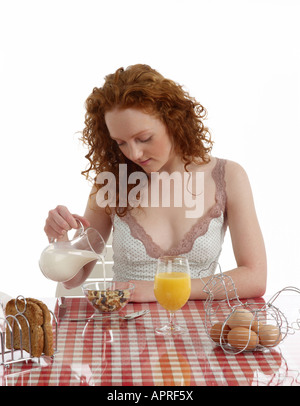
[218,158,253,204]
[197,156,250,185]
[222,158,249,181]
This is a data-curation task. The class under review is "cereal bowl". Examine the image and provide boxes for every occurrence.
[82,281,135,315]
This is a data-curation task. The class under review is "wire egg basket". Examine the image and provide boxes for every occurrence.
[199,263,300,354]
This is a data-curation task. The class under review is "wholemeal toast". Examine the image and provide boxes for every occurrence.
[5,298,54,358]
[27,298,54,356]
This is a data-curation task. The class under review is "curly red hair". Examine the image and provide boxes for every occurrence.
[80,64,213,216]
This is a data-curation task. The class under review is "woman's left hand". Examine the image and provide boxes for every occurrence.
[129,280,156,302]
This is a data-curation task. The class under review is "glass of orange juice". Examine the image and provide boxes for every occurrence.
[154,255,191,335]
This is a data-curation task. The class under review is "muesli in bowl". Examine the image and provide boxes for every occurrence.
[82,281,135,314]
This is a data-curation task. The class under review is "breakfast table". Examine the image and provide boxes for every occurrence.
[1,294,300,389]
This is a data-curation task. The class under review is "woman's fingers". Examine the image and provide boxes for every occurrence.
[73,214,90,229]
[55,205,78,229]
[44,205,89,240]
[44,223,65,241]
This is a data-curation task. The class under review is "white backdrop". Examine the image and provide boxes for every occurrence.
[1,0,299,298]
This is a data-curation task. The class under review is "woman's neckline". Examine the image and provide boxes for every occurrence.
[118,157,227,257]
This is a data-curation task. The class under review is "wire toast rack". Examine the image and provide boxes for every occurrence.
[199,262,300,354]
[0,296,58,368]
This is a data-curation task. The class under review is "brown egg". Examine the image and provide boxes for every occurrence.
[227,308,256,330]
[210,322,231,343]
[250,319,261,334]
[258,324,282,347]
[227,327,259,351]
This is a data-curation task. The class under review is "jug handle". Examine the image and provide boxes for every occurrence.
[49,219,85,243]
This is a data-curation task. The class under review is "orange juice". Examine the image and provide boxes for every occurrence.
[154,272,191,311]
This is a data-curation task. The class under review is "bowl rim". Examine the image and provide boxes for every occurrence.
[81,280,135,291]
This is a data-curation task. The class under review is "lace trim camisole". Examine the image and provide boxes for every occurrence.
[111,158,228,281]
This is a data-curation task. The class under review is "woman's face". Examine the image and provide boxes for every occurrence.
[105,107,177,173]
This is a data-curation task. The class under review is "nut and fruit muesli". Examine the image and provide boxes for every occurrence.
[86,288,131,312]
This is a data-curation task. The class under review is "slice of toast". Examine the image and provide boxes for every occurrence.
[5,298,44,357]
[5,298,54,357]
[27,298,54,356]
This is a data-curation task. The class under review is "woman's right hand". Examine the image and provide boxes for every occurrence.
[44,205,90,242]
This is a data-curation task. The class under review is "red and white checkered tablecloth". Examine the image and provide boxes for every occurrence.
[1,297,300,386]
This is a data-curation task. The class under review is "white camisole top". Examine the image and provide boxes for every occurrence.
[111,158,228,281]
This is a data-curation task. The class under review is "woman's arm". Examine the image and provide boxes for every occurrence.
[44,187,113,289]
[62,190,113,289]
[191,160,267,300]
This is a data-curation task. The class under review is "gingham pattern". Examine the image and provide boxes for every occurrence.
[1,298,300,386]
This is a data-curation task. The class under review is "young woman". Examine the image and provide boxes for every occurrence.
[44,64,267,301]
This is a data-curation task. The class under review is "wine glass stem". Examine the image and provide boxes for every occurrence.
[169,311,176,328]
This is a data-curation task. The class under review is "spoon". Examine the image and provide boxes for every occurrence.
[69,309,150,322]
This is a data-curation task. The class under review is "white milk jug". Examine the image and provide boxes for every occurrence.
[39,221,106,282]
